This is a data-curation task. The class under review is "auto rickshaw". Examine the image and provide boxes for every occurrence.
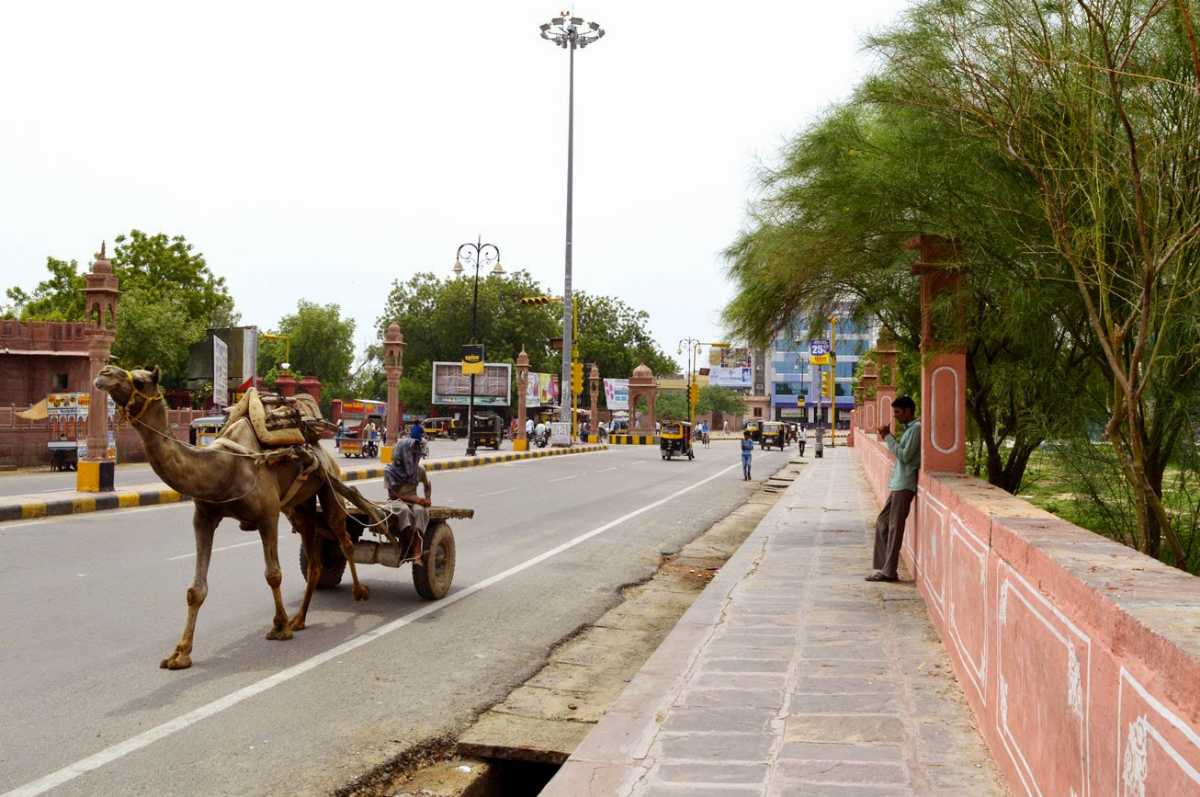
[659,420,694,461]
[743,419,763,444]
[471,412,503,450]
[760,421,787,450]
[191,415,227,447]
[421,417,454,438]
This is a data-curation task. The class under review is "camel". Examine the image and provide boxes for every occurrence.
[95,365,374,670]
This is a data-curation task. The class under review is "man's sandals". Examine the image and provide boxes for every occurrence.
[864,573,899,582]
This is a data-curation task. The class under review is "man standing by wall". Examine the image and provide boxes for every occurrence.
[866,395,920,583]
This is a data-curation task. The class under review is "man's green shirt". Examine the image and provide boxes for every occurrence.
[885,420,921,492]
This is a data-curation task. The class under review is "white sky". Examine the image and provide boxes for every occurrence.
[0,1,910,368]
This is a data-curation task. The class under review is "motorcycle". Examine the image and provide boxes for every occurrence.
[363,439,379,459]
[534,427,550,448]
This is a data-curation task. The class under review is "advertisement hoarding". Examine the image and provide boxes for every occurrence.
[525,372,559,408]
[432,361,512,407]
[708,366,753,389]
[603,378,629,410]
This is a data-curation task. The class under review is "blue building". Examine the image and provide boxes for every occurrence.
[766,310,875,427]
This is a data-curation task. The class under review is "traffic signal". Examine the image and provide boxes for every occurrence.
[688,382,699,408]
[571,361,583,394]
[822,370,834,396]
[520,295,559,305]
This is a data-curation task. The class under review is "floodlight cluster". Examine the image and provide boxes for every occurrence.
[538,15,605,49]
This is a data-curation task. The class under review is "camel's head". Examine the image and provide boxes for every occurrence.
[94,365,161,408]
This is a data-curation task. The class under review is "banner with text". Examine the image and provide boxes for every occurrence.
[708,366,753,389]
[604,378,630,410]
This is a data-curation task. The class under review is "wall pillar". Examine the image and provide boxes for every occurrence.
[588,364,600,443]
[78,243,119,493]
[275,372,297,397]
[907,235,967,474]
[297,375,321,404]
[382,323,405,461]
[514,348,530,451]
[861,366,879,434]
[875,331,898,430]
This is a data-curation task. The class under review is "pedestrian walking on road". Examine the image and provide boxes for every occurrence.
[867,396,921,583]
[740,430,754,480]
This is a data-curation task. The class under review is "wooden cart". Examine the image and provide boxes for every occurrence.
[299,502,473,600]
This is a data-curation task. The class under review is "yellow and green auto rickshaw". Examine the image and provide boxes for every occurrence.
[743,419,763,444]
[659,420,694,461]
[760,421,787,451]
[471,412,503,450]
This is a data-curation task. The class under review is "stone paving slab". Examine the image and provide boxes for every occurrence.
[0,444,607,522]
[541,448,1006,796]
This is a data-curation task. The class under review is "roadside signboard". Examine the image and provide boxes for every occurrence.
[213,336,229,407]
[780,408,805,419]
[603,378,629,410]
[432,361,511,407]
[461,344,485,376]
[809,339,831,366]
[709,366,752,389]
[526,372,559,408]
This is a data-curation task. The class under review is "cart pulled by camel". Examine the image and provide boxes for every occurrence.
[94,365,471,670]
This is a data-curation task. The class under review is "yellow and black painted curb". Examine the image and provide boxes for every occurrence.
[0,488,185,522]
[0,444,609,523]
[608,434,658,446]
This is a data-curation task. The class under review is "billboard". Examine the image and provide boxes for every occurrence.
[604,378,629,410]
[432,361,512,407]
[525,372,559,408]
[709,366,752,389]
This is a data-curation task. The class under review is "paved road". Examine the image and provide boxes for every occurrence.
[0,440,792,797]
[0,437,517,498]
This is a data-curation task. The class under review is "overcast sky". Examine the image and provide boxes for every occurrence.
[0,1,910,371]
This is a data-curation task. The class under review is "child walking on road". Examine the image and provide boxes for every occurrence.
[740,430,754,480]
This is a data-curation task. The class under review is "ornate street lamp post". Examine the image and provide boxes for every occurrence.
[453,238,504,456]
[539,13,605,426]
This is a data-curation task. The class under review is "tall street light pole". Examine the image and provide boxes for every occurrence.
[454,238,504,456]
[539,14,605,426]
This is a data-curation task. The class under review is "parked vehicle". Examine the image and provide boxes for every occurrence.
[190,416,227,448]
[470,412,503,450]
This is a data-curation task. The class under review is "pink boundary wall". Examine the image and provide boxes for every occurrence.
[856,432,1200,797]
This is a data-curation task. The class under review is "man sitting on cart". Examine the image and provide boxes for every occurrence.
[385,424,432,507]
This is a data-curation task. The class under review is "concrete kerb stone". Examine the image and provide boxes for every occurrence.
[0,444,609,523]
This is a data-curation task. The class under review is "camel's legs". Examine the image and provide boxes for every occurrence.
[161,508,219,670]
[288,505,322,632]
[259,515,293,641]
[320,483,369,602]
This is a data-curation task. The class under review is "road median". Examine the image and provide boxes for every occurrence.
[0,444,608,522]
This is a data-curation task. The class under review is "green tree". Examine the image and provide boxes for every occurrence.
[868,0,1200,562]
[574,293,678,380]
[260,301,356,399]
[655,390,688,422]
[4,257,86,320]
[697,385,746,417]
[5,232,238,386]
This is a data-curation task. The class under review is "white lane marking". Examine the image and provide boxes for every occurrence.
[595,467,618,473]
[3,461,739,797]
[167,541,260,561]
[478,487,517,498]
[548,474,578,483]
[0,502,188,532]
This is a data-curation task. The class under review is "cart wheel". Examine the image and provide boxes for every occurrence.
[413,520,456,600]
[299,537,348,589]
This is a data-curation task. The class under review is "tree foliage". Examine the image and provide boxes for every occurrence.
[724,0,1200,566]
[697,385,746,416]
[259,301,356,399]
[361,272,676,412]
[4,231,238,385]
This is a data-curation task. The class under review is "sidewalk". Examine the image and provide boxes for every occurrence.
[542,447,1005,796]
[0,444,607,522]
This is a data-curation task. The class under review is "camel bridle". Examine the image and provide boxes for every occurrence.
[111,368,165,425]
